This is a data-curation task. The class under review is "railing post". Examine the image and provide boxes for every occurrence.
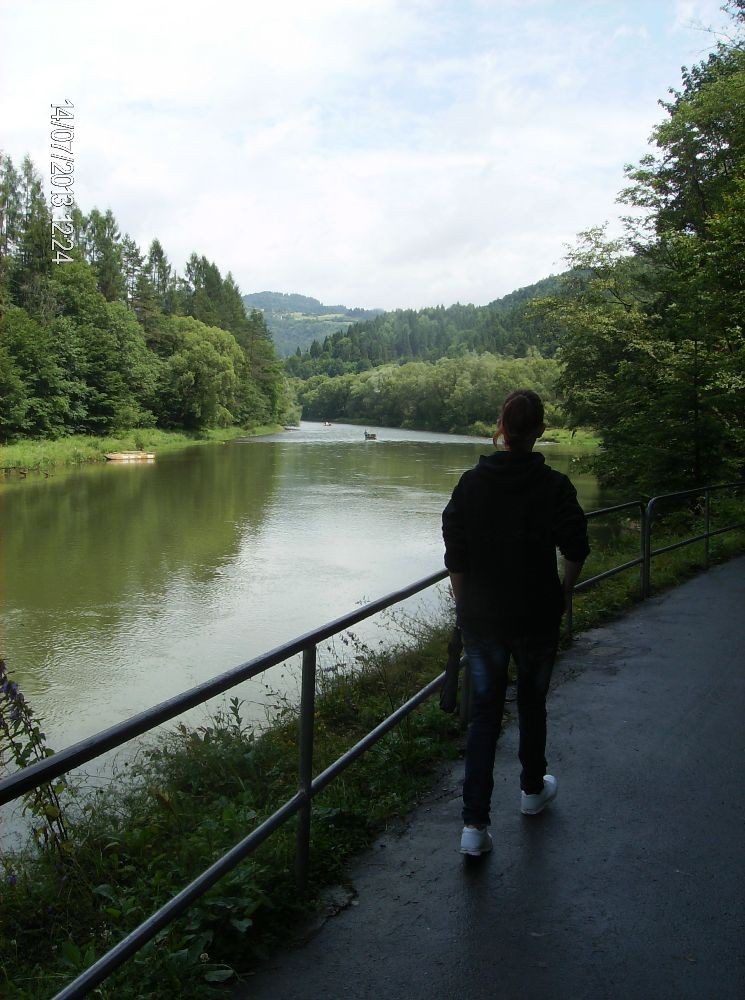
[642,499,654,598]
[639,503,646,600]
[295,644,316,891]
[704,490,711,569]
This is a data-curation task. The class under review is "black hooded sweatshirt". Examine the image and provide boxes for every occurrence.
[442,451,590,631]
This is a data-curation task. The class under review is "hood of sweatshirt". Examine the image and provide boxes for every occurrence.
[473,451,550,493]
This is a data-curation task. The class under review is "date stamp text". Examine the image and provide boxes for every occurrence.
[50,100,75,263]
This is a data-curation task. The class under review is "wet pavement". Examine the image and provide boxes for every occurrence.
[235,556,745,1000]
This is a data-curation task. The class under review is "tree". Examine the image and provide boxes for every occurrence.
[621,45,745,242]
[220,272,251,337]
[120,233,145,310]
[534,19,745,493]
[0,334,28,441]
[146,238,175,313]
[104,301,158,427]
[84,208,125,301]
[0,153,22,264]
[155,317,242,429]
[11,157,52,314]
[0,306,73,438]
[48,261,155,432]
[236,309,284,421]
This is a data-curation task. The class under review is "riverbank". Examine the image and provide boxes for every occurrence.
[2,510,743,998]
[0,425,287,475]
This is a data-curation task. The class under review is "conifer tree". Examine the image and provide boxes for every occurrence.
[12,156,52,312]
[0,153,22,263]
[145,238,173,311]
[84,208,125,301]
[120,233,145,310]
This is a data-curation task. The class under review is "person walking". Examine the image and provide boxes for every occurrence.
[442,389,590,856]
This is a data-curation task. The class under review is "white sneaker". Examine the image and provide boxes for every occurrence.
[520,774,558,815]
[460,825,493,856]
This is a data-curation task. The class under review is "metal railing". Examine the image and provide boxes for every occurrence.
[1,482,743,999]
[642,482,745,597]
[565,482,744,631]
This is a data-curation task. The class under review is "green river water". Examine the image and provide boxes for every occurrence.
[1,422,611,762]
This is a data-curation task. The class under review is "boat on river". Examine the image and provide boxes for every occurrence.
[104,451,156,462]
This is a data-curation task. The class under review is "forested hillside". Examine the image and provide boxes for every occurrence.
[284,273,565,378]
[242,291,383,357]
[0,162,293,443]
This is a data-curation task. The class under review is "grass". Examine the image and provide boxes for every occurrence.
[537,427,600,449]
[0,425,285,475]
[1,503,743,998]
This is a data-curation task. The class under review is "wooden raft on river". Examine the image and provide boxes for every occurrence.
[104,451,156,462]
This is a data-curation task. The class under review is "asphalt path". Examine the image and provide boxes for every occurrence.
[236,556,745,1000]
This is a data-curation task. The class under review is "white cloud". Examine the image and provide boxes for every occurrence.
[613,24,650,41]
[0,0,736,310]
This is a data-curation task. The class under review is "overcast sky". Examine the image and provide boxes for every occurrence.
[0,0,735,310]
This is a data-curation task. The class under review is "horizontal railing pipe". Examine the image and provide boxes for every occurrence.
[651,535,711,558]
[573,556,644,592]
[650,521,745,559]
[647,481,744,507]
[585,500,645,520]
[707,520,745,539]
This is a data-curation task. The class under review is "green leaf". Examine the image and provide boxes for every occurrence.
[93,883,116,901]
[60,940,81,967]
[204,967,235,983]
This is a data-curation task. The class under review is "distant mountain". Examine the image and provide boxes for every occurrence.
[242,291,384,357]
[283,273,571,379]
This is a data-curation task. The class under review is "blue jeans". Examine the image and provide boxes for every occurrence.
[461,625,559,826]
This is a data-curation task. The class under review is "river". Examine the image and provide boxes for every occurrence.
[1,421,610,762]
